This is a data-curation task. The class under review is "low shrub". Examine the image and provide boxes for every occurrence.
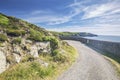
[28,29,43,42]
[0,34,7,42]
[53,52,68,63]
[11,26,19,30]
[51,49,59,56]
[51,48,69,63]
[6,29,25,37]
[43,36,59,49]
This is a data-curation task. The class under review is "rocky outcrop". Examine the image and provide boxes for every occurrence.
[13,53,21,63]
[0,51,6,73]
[0,39,51,73]
[27,41,51,58]
[35,42,51,53]
[30,45,39,57]
[0,13,54,74]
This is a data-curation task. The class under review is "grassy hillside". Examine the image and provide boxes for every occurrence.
[51,31,79,37]
[0,13,78,80]
[0,13,50,40]
[51,31,97,37]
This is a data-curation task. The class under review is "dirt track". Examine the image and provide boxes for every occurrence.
[57,40,119,80]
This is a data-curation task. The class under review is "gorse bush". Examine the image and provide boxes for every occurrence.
[0,34,7,42]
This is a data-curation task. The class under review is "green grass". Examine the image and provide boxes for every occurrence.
[104,53,120,64]
[12,38,22,44]
[0,13,78,80]
[38,44,77,80]
[104,56,120,76]
[0,42,3,47]
[28,28,44,42]
[0,62,55,80]
[43,36,59,50]
[103,53,120,76]
[0,34,8,42]
[21,54,35,62]
[0,14,9,25]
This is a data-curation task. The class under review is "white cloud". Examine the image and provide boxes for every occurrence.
[25,15,72,25]
[24,0,120,26]
[47,16,71,25]
[68,0,90,8]
[82,1,120,19]
[31,10,46,15]
[30,10,55,16]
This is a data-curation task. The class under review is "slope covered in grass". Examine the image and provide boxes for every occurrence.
[0,13,78,80]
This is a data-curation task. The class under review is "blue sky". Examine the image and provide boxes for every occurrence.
[0,0,120,35]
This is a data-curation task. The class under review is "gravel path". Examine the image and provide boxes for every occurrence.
[0,51,6,73]
[57,40,119,80]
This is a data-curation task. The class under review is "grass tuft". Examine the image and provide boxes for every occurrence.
[104,55,120,77]
[0,14,9,25]
[0,62,55,80]
[0,34,8,42]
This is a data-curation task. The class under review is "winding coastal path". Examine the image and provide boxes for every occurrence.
[58,40,119,80]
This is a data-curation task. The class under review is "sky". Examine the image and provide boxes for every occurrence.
[0,0,120,35]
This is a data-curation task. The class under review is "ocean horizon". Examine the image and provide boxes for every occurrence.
[83,35,120,43]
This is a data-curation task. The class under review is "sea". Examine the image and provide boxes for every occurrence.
[83,35,120,43]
